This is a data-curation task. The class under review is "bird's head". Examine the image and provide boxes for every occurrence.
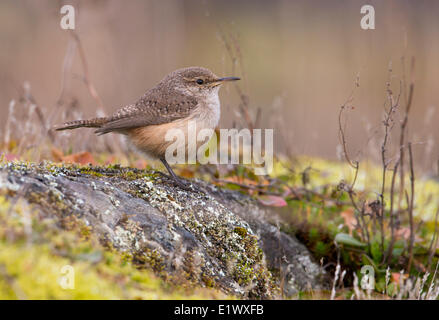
[161,66,240,98]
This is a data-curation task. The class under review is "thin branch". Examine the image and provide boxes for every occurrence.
[49,37,77,127]
[398,57,415,208]
[378,74,402,254]
[427,207,439,270]
[338,106,359,170]
[407,142,415,272]
[385,158,400,264]
[70,31,105,113]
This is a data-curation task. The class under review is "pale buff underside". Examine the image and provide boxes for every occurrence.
[125,105,219,159]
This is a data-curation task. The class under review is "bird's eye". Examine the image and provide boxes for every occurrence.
[196,79,204,85]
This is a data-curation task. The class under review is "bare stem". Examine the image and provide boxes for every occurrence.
[407,142,415,271]
[385,159,400,264]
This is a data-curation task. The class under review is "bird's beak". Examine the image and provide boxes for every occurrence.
[217,76,240,82]
[211,76,240,87]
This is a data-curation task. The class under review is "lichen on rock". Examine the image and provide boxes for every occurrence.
[0,161,329,298]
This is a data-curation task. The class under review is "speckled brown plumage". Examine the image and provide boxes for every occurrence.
[55,66,240,189]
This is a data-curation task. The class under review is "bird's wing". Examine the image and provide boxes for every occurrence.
[95,92,198,135]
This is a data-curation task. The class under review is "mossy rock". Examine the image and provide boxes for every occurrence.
[0,161,329,298]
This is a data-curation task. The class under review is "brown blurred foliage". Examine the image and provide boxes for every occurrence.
[1,0,438,173]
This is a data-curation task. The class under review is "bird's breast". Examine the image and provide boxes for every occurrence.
[126,93,220,159]
[195,92,220,130]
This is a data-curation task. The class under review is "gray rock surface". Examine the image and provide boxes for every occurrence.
[0,161,329,298]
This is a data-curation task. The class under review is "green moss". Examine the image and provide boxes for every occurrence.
[79,167,104,177]
[133,247,165,273]
[233,227,248,238]
[201,274,216,288]
[0,194,231,300]
[314,241,330,257]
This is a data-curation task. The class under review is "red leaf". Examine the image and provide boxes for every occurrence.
[340,208,356,235]
[258,195,287,207]
[62,151,95,165]
[52,147,95,165]
[4,153,19,161]
[391,272,408,284]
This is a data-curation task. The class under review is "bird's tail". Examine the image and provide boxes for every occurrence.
[54,117,108,131]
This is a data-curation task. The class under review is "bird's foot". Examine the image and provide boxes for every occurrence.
[155,162,201,193]
[155,170,172,180]
[171,177,201,192]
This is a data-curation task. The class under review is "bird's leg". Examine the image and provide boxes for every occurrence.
[160,158,193,191]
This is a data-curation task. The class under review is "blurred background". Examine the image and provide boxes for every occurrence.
[0,0,438,173]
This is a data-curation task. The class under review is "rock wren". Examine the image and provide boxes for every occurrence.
[55,67,240,189]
